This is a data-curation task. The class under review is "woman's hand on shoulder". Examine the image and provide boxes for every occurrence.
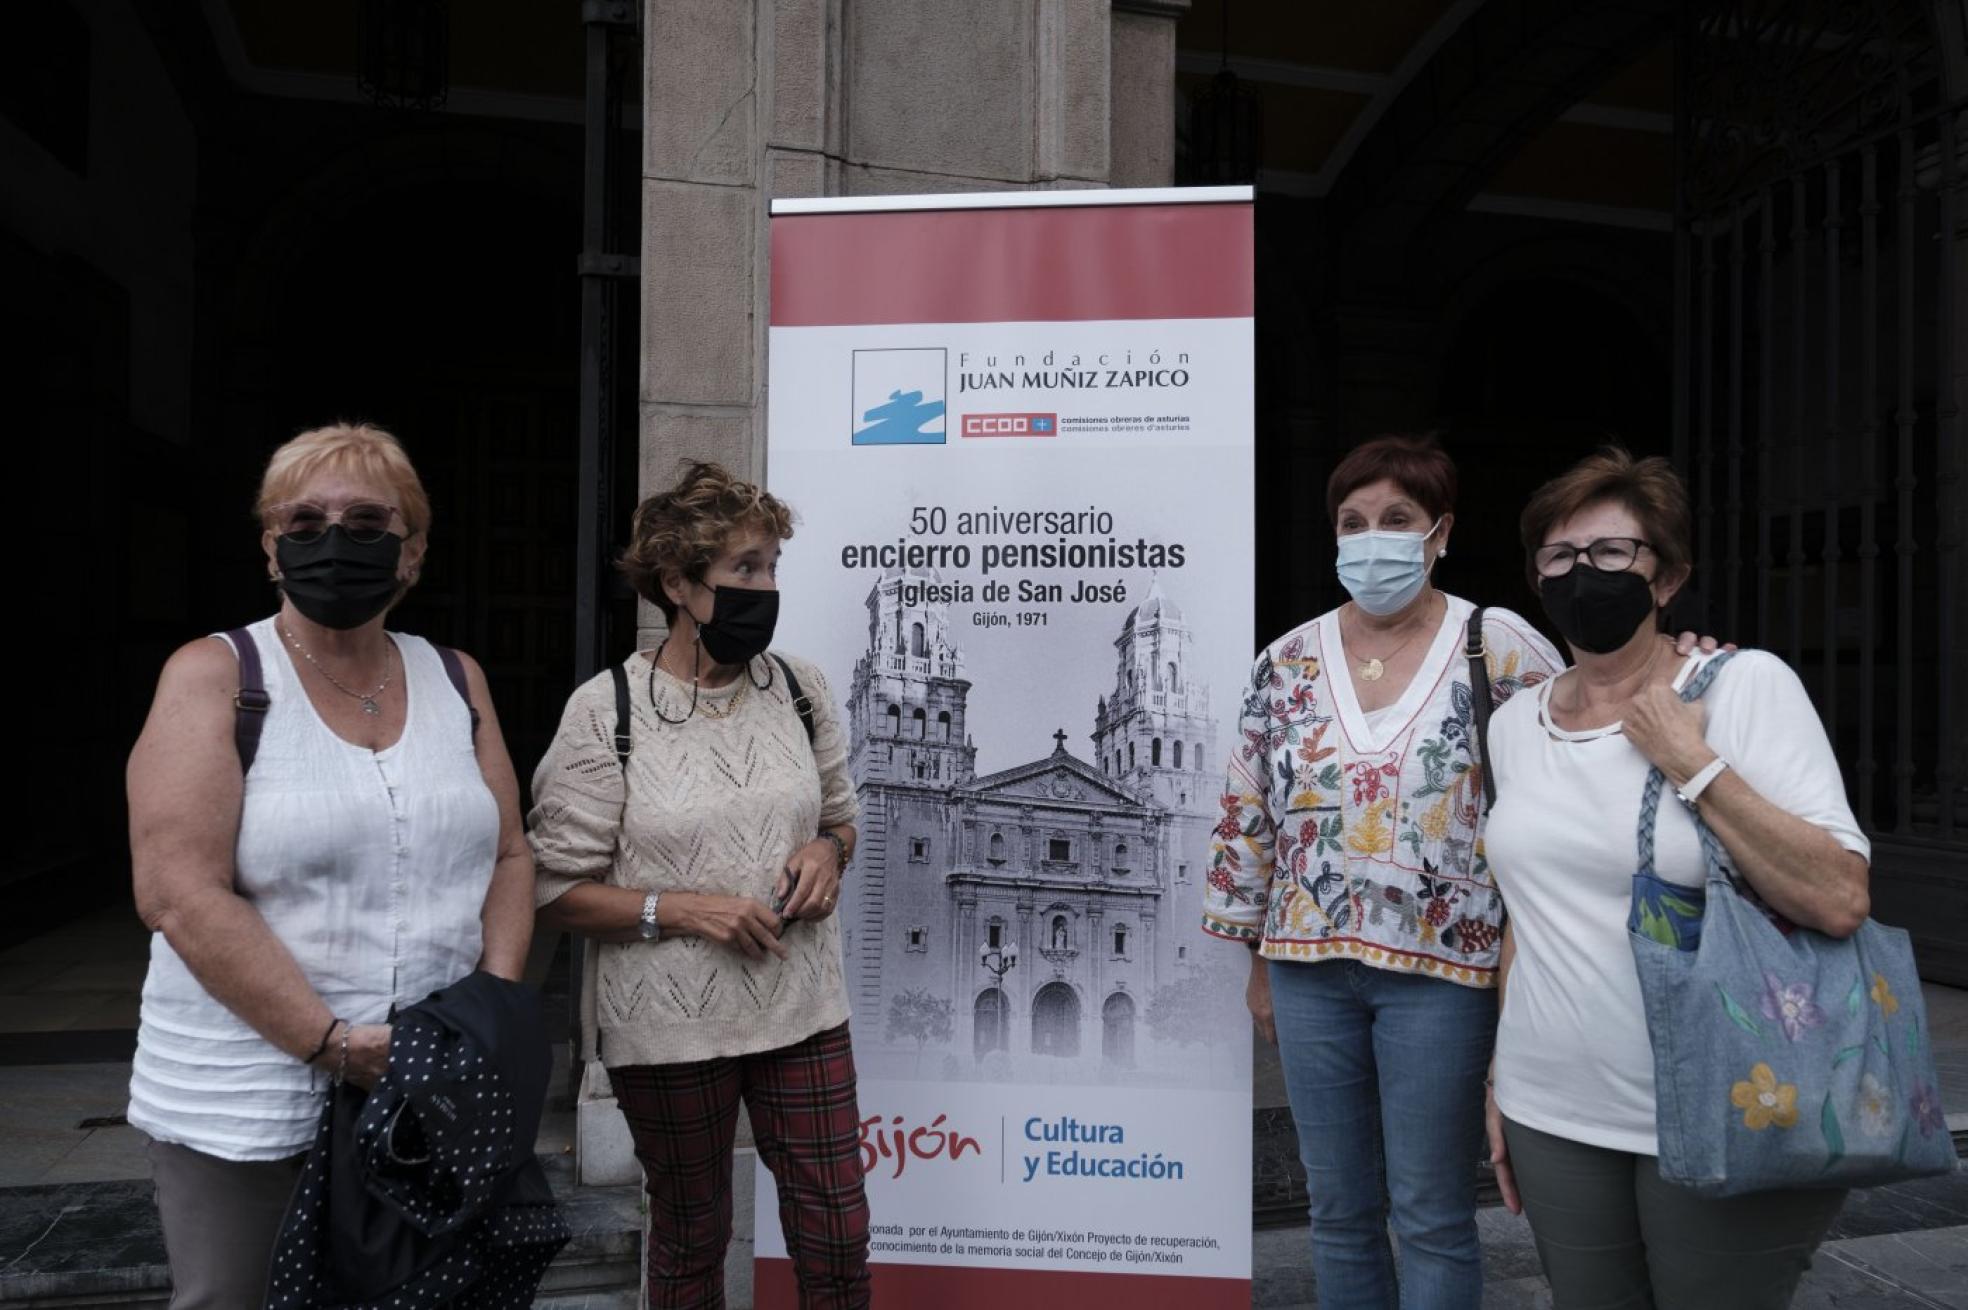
[1625,681,1716,785]
[1672,630,1738,655]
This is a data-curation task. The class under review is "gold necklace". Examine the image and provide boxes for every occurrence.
[1347,597,1437,682]
[279,622,394,714]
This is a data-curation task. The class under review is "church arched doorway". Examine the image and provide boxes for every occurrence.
[1102,992,1135,1068]
[1031,982,1081,1058]
[974,988,1009,1061]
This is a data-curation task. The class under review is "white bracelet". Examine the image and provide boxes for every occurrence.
[1675,756,1730,807]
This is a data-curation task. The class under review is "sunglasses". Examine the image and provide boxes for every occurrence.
[267,501,401,545]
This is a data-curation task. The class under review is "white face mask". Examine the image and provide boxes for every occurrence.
[1335,519,1440,616]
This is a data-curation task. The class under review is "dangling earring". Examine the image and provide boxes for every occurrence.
[269,569,283,583]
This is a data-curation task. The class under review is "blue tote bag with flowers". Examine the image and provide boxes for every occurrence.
[1626,654,1955,1196]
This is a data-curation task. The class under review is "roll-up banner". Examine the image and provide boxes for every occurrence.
[760,186,1255,1308]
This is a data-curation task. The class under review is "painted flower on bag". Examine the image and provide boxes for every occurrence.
[1908,1081,1946,1138]
[1857,1074,1896,1138]
[1759,973,1827,1042]
[1730,1062,1800,1131]
[1870,973,1900,1017]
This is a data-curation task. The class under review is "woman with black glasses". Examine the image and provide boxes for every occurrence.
[125,423,534,1308]
[1483,447,1868,1308]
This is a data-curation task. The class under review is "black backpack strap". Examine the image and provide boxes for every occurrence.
[1466,606,1497,813]
[435,646,481,736]
[221,628,271,775]
[610,661,632,769]
[770,654,817,746]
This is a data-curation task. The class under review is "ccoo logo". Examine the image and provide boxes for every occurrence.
[961,413,1057,438]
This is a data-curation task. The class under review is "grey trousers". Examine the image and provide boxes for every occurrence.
[1502,1117,1847,1310]
[147,1136,305,1309]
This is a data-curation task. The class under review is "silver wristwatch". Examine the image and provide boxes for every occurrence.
[636,891,661,941]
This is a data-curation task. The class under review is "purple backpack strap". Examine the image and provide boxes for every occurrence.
[435,646,481,736]
[222,628,271,774]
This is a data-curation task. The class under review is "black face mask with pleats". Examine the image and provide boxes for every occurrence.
[693,584,779,666]
[276,526,403,630]
[1539,565,1657,654]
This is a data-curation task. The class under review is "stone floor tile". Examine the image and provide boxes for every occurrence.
[1809,1227,1968,1309]
[0,993,106,1033]
[38,1127,152,1185]
[1481,1276,1555,1309]
[27,958,152,996]
[0,1127,91,1188]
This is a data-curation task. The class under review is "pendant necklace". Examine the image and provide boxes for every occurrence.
[1348,598,1435,682]
[280,622,394,715]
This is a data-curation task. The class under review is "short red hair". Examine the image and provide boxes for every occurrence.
[1326,433,1458,524]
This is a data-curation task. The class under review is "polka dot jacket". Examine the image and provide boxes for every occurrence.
[266,972,569,1307]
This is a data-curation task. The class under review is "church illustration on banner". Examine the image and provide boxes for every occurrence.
[837,567,1235,1085]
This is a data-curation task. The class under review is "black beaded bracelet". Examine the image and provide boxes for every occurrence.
[304,1016,340,1064]
[818,830,848,872]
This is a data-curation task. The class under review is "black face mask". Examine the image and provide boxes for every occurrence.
[1539,565,1658,655]
[275,526,404,630]
[692,585,779,666]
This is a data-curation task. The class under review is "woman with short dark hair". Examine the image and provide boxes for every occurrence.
[1485,448,1867,1307]
[1203,433,1564,1308]
[529,460,870,1308]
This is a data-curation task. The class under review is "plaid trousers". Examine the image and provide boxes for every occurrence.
[610,1022,871,1310]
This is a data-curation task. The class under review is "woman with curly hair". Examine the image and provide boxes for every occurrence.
[529,460,869,1308]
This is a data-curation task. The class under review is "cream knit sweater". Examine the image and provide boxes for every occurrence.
[528,651,858,1066]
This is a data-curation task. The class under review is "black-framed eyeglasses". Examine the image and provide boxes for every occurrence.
[1533,536,1653,578]
[268,501,401,545]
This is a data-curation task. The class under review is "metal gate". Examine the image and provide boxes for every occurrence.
[1673,0,1967,978]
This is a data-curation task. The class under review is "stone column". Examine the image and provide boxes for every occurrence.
[639,1,1189,597]
[638,0,764,646]
[1110,2,1189,188]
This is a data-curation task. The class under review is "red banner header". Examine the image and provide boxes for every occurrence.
[770,202,1253,327]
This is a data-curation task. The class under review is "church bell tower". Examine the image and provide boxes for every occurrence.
[846,566,976,788]
[1090,577,1214,817]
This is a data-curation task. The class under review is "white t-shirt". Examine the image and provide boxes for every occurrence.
[1485,649,1869,1156]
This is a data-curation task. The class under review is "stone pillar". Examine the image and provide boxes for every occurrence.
[1109,2,1189,189]
[638,1,1195,643]
[638,0,764,646]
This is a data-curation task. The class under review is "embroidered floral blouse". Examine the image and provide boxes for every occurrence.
[1200,595,1561,986]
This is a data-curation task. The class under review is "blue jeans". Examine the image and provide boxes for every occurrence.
[1269,959,1498,1310]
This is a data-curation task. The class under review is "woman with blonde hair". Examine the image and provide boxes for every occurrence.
[530,460,869,1307]
[126,423,535,1307]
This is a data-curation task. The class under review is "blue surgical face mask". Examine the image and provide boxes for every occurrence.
[1335,519,1441,616]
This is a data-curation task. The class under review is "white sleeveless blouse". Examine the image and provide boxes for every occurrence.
[129,616,499,1161]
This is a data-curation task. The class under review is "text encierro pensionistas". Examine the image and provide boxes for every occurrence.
[837,503,1187,608]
